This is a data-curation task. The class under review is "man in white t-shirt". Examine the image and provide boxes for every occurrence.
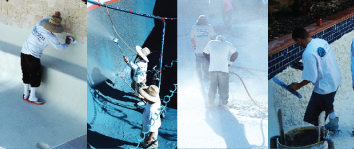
[289,27,341,132]
[124,46,150,107]
[203,35,238,109]
[21,11,73,105]
[190,15,216,81]
[136,85,161,148]
[351,38,354,90]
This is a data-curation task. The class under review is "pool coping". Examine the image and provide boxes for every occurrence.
[268,7,354,79]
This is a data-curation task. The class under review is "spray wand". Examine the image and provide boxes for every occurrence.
[119,75,136,94]
[112,38,134,93]
[113,38,127,59]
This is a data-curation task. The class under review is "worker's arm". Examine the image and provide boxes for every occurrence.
[124,57,139,70]
[228,51,238,67]
[203,42,211,62]
[191,38,196,50]
[230,51,238,62]
[47,34,69,51]
[293,53,317,91]
[289,80,311,91]
[203,52,210,62]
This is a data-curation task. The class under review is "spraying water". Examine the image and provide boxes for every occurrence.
[87,14,115,41]
[178,0,268,148]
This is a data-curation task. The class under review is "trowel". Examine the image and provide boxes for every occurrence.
[272,77,302,98]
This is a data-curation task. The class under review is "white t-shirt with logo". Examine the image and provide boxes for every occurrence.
[143,100,161,138]
[190,24,216,53]
[128,59,148,83]
[351,38,354,87]
[21,18,68,59]
[302,38,342,94]
[203,40,237,73]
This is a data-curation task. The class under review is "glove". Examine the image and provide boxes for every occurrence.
[193,45,196,50]
[66,36,77,45]
[228,61,232,67]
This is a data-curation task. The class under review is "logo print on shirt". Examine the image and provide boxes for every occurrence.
[32,26,45,43]
[196,29,209,37]
[317,47,326,57]
[135,67,146,78]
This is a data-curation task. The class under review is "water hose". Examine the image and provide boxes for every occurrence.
[229,71,267,110]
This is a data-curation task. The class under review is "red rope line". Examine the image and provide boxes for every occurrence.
[229,71,267,110]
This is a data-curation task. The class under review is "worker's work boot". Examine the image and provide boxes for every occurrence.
[325,117,339,132]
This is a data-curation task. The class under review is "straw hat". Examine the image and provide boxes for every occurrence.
[139,85,160,103]
[136,45,150,62]
[40,15,64,33]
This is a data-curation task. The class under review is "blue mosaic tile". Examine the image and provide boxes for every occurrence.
[282,49,288,58]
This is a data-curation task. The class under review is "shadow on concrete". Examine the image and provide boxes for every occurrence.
[89,67,144,115]
[87,125,136,148]
[201,81,251,148]
[90,67,141,106]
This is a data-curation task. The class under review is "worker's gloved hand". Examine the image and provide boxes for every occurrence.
[228,61,232,67]
[193,45,196,50]
[66,36,77,45]
[124,57,129,63]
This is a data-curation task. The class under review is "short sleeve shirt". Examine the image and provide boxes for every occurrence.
[128,59,148,83]
[143,100,161,138]
[302,38,342,94]
[21,18,68,59]
[190,24,216,53]
[203,40,237,73]
[351,38,354,87]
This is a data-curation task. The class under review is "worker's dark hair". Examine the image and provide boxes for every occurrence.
[292,27,310,39]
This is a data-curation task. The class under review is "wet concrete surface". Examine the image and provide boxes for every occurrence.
[87,0,177,148]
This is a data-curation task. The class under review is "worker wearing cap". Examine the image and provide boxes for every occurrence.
[136,85,161,148]
[124,46,150,107]
[289,27,341,132]
[190,15,216,81]
[21,11,75,105]
[203,35,238,109]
